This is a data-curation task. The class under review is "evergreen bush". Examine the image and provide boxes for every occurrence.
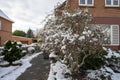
[79,49,107,70]
[1,40,23,65]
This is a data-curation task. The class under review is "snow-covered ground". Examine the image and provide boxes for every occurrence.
[87,48,120,80]
[1,46,120,80]
[87,66,120,80]
[48,48,120,80]
[0,52,41,80]
[48,61,72,80]
[48,52,72,80]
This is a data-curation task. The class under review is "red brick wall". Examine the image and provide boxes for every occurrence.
[0,17,12,46]
[93,17,120,24]
[67,0,120,17]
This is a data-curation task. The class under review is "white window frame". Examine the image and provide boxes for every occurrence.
[79,0,94,6]
[105,0,120,7]
[111,25,119,45]
[0,21,1,30]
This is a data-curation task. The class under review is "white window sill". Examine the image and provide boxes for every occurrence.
[105,5,120,7]
[79,4,94,7]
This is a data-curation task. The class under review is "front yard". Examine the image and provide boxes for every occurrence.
[0,52,41,80]
[1,42,120,80]
[0,42,42,80]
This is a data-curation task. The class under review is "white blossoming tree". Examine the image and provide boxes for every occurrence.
[39,7,105,75]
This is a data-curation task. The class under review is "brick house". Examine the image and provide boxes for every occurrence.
[0,10,14,46]
[57,0,120,50]
[0,10,32,46]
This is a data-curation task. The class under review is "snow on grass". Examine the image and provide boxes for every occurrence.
[0,52,42,80]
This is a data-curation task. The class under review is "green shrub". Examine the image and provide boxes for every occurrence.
[1,40,24,65]
[79,49,107,70]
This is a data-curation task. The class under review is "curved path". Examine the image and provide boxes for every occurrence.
[17,54,50,80]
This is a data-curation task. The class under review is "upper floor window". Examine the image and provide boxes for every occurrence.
[0,21,1,30]
[79,0,94,6]
[105,0,119,7]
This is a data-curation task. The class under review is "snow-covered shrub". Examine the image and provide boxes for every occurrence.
[0,47,3,53]
[22,50,27,56]
[49,52,58,63]
[85,48,120,80]
[27,46,35,54]
[104,48,120,73]
[30,43,41,52]
[39,7,105,75]
[17,42,22,45]
[35,44,41,52]
[48,61,72,80]
[1,40,23,65]
[48,52,72,80]
[38,7,108,76]
[86,67,113,80]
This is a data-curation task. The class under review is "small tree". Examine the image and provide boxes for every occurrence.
[39,7,106,75]
[26,28,34,38]
[1,40,23,65]
[13,30,26,37]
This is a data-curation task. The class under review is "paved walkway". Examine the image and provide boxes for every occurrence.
[17,54,50,80]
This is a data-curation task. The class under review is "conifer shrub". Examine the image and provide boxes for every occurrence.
[1,40,23,65]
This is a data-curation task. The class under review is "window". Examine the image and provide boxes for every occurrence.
[79,0,94,6]
[90,24,119,45]
[0,21,1,30]
[101,25,119,45]
[111,25,119,45]
[105,0,119,7]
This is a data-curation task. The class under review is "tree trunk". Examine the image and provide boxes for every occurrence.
[79,53,91,67]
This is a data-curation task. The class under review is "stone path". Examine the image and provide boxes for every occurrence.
[17,54,50,80]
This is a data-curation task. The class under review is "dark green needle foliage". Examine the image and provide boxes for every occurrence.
[1,40,23,65]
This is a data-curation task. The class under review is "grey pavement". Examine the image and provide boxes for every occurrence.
[17,54,50,80]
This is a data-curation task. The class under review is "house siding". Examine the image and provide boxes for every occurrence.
[0,17,12,46]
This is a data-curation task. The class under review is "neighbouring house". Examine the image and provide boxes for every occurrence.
[56,0,120,50]
[0,10,14,46]
[0,10,33,46]
[11,36,32,45]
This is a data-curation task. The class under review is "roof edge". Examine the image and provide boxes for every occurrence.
[0,10,14,23]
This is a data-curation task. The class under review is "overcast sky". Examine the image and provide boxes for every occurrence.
[0,0,65,32]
